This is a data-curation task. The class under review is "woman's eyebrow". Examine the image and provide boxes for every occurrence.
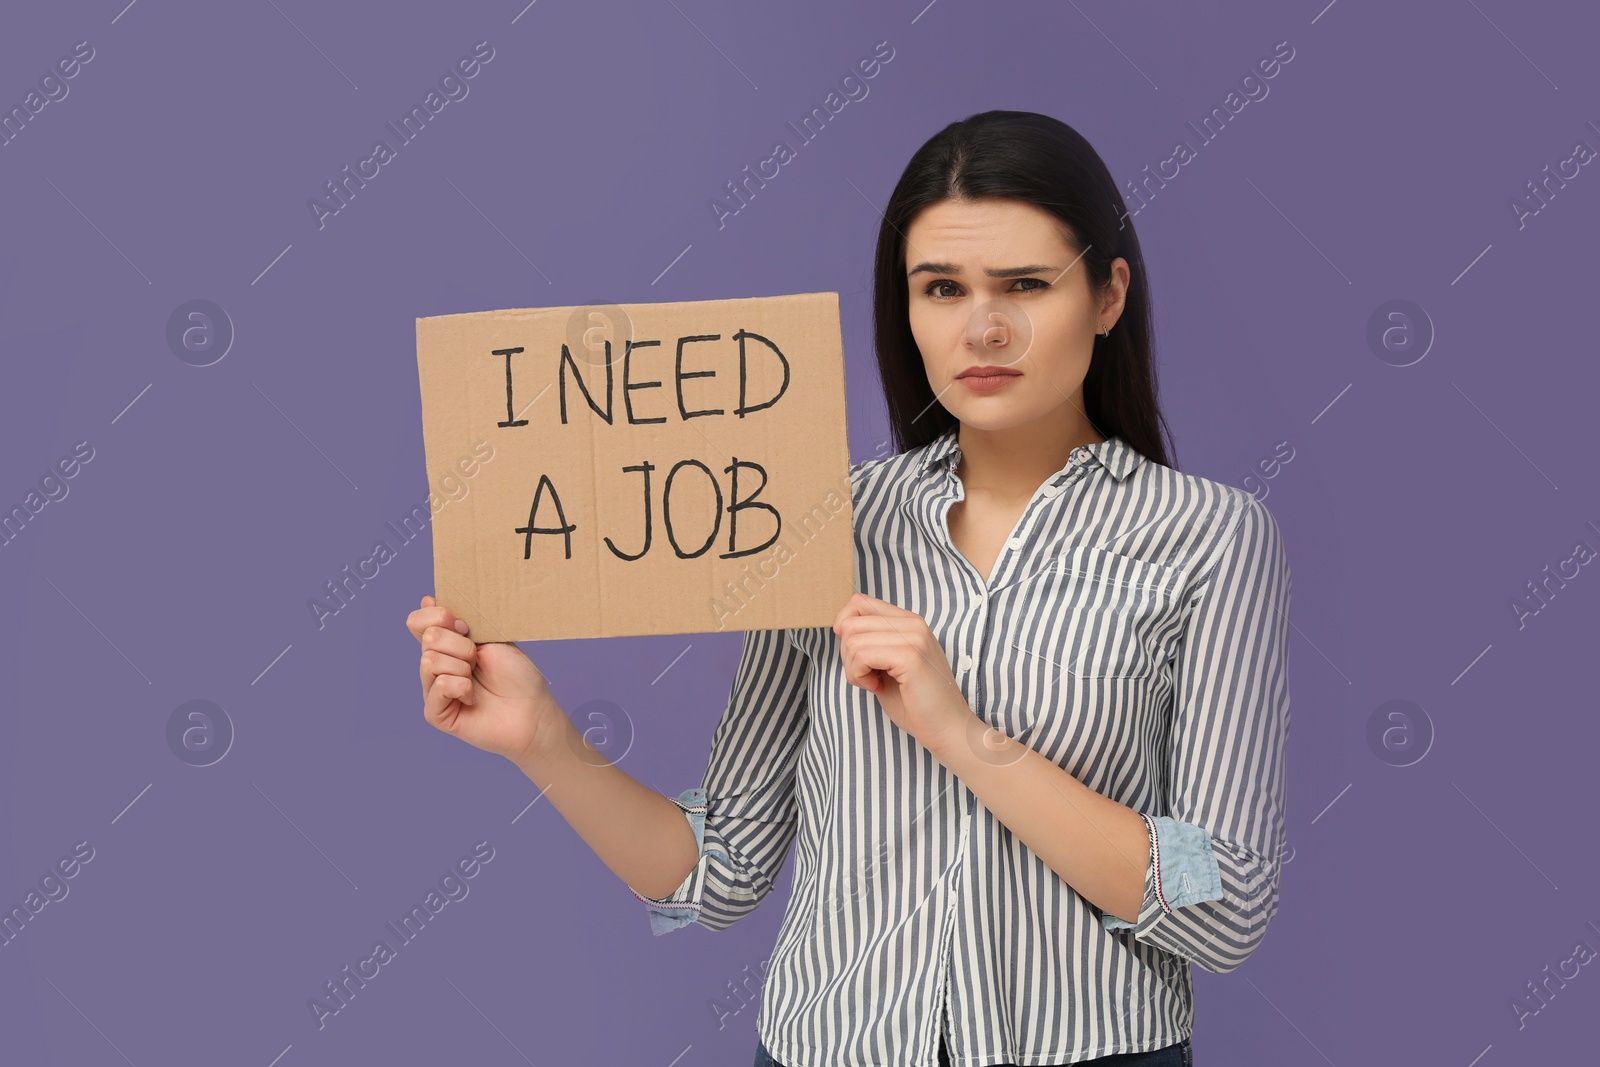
[906,262,1057,278]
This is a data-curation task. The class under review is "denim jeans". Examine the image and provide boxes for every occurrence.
[753,1034,1192,1066]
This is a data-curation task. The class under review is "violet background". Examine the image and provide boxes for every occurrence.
[2,1,1596,1064]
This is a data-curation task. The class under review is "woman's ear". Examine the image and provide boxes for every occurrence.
[1099,257,1131,329]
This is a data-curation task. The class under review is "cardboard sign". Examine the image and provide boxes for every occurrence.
[415,291,856,642]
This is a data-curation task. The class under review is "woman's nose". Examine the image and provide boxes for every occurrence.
[966,306,1011,349]
[964,300,1030,364]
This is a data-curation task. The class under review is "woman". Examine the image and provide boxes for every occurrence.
[407,110,1290,1067]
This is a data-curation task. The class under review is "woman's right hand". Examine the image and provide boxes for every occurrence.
[406,595,566,765]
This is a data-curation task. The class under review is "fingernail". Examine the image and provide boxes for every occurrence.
[454,619,469,634]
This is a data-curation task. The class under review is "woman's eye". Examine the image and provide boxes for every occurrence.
[921,278,1049,299]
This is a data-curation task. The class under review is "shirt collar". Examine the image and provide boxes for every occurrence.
[917,425,1144,483]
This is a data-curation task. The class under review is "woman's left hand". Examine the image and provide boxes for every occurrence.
[833,592,975,751]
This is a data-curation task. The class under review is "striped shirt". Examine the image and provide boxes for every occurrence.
[631,424,1292,1066]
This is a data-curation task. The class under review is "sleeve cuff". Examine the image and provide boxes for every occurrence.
[629,787,722,935]
[1101,814,1224,931]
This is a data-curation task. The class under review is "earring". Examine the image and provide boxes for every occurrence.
[1100,323,1111,337]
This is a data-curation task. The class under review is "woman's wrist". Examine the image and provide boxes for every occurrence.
[507,697,573,775]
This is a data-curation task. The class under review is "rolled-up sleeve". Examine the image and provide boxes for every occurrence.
[630,626,812,935]
[1099,493,1292,973]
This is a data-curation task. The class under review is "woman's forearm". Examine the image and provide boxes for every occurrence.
[511,713,701,901]
[928,714,1149,924]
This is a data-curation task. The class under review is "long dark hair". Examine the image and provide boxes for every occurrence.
[870,110,1176,470]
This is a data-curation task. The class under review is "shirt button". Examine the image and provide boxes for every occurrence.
[958,653,974,672]
[1006,538,1022,550]
[1072,448,1089,463]
[1042,485,1061,498]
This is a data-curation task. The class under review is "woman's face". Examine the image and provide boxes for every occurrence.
[903,196,1127,435]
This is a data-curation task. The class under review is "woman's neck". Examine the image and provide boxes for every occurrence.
[953,419,1105,502]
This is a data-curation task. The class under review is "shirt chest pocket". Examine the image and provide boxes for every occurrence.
[1037,545,1184,681]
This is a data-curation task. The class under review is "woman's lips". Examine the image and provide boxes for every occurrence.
[958,370,1021,393]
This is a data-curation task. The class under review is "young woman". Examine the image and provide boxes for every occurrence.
[407,110,1290,1067]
